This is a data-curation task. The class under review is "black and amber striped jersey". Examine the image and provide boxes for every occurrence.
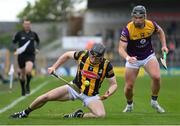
[73,50,115,96]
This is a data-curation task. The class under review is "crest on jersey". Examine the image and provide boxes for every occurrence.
[98,69,103,74]
[140,39,146,44]
[21,37,26,40]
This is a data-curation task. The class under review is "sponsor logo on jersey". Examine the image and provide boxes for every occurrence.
[140,39,146,44]
[81,70,100,79]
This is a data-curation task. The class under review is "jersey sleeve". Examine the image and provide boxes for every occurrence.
[105,62,115,78]
[120,27,129,43]
[74,50,85,60]
[12,32,20,44]
[152,21,159,33]
[34,32,40,49]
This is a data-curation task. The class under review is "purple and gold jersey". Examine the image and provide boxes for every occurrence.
[121,19,158,60]
[73,50,115,96]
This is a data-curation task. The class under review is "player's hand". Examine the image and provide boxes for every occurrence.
[48,67,56,74]
[126,56,137,64]
[161,46,169,54]
[99,95,108,100]
[14,50,18,55]
[100,91,110,100]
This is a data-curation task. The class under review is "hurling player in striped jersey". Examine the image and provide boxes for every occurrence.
[10,43,118,119]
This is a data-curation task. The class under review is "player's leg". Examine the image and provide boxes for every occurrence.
[17,55,26,96]
[10,85,70,118]
[84,99,105,118]
[144,58,160,96]
[29,85,70,110]
[20,69,26,96]
[64,99,105,118]
[144,57,165,113]
[123,67,139,112]
[63,95,104,118]
[25,61,33,94]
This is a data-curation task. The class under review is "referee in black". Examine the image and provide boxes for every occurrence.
[12,19,40,96]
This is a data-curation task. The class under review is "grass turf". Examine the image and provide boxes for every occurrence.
[0,75,179,125]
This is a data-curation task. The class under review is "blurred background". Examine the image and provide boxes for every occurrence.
[0,0,180,85]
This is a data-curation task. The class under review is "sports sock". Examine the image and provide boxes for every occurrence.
[20,79,25,96]
[24,107,33,115]
[151,95,158,101]
[26,74,32,92]
[127,100,133,105]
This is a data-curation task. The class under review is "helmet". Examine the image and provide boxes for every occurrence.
[131,5,146,17]
[90,43,105,57]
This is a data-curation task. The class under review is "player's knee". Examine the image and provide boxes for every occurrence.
[95,111,106,118]
[20,74,26,80]
[26,69,32,75]
[152,74,160,81]
[125,84,133,91]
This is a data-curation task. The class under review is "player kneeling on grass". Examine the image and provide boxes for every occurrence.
[10,43,118,119]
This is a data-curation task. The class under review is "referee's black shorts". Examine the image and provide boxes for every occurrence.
[18,54,35,69]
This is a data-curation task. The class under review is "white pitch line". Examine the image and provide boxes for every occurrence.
[0,81,49,114]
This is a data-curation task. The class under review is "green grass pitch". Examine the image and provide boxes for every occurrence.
[0,75,180,125]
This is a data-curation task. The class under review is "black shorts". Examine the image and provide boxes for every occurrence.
[18,54,35,69]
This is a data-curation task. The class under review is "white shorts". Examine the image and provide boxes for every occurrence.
[66,85,100,106]
[125,53,157,69]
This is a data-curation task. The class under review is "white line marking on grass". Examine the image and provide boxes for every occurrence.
[0,81,49,114]
[0,77,39,95]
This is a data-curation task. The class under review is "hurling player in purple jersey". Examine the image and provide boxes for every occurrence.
[118,5,168,113]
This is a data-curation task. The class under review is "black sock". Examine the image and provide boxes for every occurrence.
[24,107,33,115]
[26,74,32,92]
[0,74,3,79]
[127,100,133,105]
[151,95,158,101]
[20,79,25,95]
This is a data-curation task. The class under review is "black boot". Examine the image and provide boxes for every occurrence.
[63,109,84,118]
[9,107,32,119]
[10,110,28,119]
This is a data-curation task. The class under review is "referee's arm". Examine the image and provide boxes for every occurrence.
[11,32,19,51]
[34,32,40,49]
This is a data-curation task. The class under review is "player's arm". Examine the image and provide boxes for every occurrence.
[48,51,75,74]
[34,32,40,53]
[101,77,118,100]
[101,76,118,100]
[34,32,40,49]
[118,35,128,59]
[106,76,118,96]
[100,63,118,100]
[11,32,19,51]
[118,35,137,63]
[156,24,169,53]
[12,32,19,44]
